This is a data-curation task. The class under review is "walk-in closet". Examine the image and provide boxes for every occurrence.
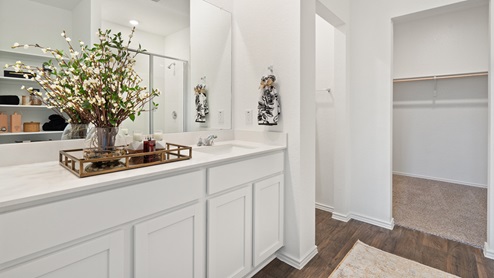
[392,1,489,247]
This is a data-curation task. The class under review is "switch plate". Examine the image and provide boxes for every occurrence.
[245,110,252,125]
[218,110,224,124]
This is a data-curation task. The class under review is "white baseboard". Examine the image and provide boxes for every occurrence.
[393,171,487,188]
[331,211,394,230]
[351,213,394,230]
[332,211,350,222]
[277,245,318,270]
[315,203,334,213]
[245,254,277,278]
[484,242,494,259]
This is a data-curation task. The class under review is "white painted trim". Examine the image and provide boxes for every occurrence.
[315,203,334,213]
[245,254,277,278]
[276,245,318,270]
[332,212,350,222]
[350,214,395,230]
[331,212,395,230]
[484,242,494,259]
[393,171,487,188]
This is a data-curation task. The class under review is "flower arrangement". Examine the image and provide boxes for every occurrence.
[5,27,160,127]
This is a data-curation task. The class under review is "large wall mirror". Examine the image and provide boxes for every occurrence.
[0,0,231,144]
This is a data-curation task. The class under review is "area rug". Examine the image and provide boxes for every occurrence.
[329,240,458,277]
[393,175,486,248]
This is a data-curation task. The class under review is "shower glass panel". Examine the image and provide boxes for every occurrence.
[120,52,187,136]
[153,57,185,134]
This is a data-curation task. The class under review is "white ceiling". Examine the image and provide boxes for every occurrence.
[30,0,82,10]
[101,0,190,37]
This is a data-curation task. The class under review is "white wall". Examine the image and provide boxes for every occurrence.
[394,78,488,186]
[232,0,317,268]
[204,0,233,12]
[394,5,488,78]
[315,15,335,210]
[393,5,489,187]
[0,0,74,53]
[164,28,190,61]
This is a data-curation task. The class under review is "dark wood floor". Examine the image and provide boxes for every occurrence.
[254,209,494,278]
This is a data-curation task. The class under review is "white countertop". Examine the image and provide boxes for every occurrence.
[0,140,285,212]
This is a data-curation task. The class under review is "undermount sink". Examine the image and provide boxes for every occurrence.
[194,144,256,155]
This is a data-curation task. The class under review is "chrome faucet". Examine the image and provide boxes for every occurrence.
[198,135,217,146]
[204,135,217,146]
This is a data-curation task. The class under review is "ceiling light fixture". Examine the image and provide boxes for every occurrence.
[129,19,139,26]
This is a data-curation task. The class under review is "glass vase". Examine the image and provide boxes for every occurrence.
[61,123,88,140]
[83,126,127,172]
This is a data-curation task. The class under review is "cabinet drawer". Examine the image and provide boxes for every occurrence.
[0,230,124,278]
[0,170,204,265]
[207,152,283,195]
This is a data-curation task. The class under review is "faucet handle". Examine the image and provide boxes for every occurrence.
[197,137,204,146]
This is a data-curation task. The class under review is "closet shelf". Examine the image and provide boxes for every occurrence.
[393,71,488,83]
[0,49,54,61]
[0,76,35,84]
[393,99,488,106]
[0,104,49,109]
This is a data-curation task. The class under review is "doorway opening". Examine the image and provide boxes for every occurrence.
[391,1,489,248]
[314,1,349,219]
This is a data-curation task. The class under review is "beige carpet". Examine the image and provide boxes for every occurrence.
[329,240,458,277]
[393,175,486,248]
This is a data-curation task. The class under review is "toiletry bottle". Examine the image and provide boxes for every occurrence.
[143,137,156,163]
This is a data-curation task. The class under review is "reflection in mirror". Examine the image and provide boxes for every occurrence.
[189,0,232,132]
[0,0,231,145]
[0,0,94,144]
[101,0,232,136]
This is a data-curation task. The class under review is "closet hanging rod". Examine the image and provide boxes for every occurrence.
[393,71,488,83]
[316,88,331,93]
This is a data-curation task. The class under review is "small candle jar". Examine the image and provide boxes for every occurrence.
[133,131,143,142]
[153,130,163,141]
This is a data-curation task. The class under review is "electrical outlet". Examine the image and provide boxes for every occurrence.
[245,110,252,125]
[218,110,224,124]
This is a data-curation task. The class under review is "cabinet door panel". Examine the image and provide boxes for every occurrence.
[208,152,283,194]
[0,231,124,278]
[208,186,252,278]
[253,174,284,266]
[134,204,202,278]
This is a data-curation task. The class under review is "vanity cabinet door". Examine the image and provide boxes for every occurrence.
[253,174,284,266]
[208,186,253,278]
[0,231,124,278]
[134,203,203,278]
